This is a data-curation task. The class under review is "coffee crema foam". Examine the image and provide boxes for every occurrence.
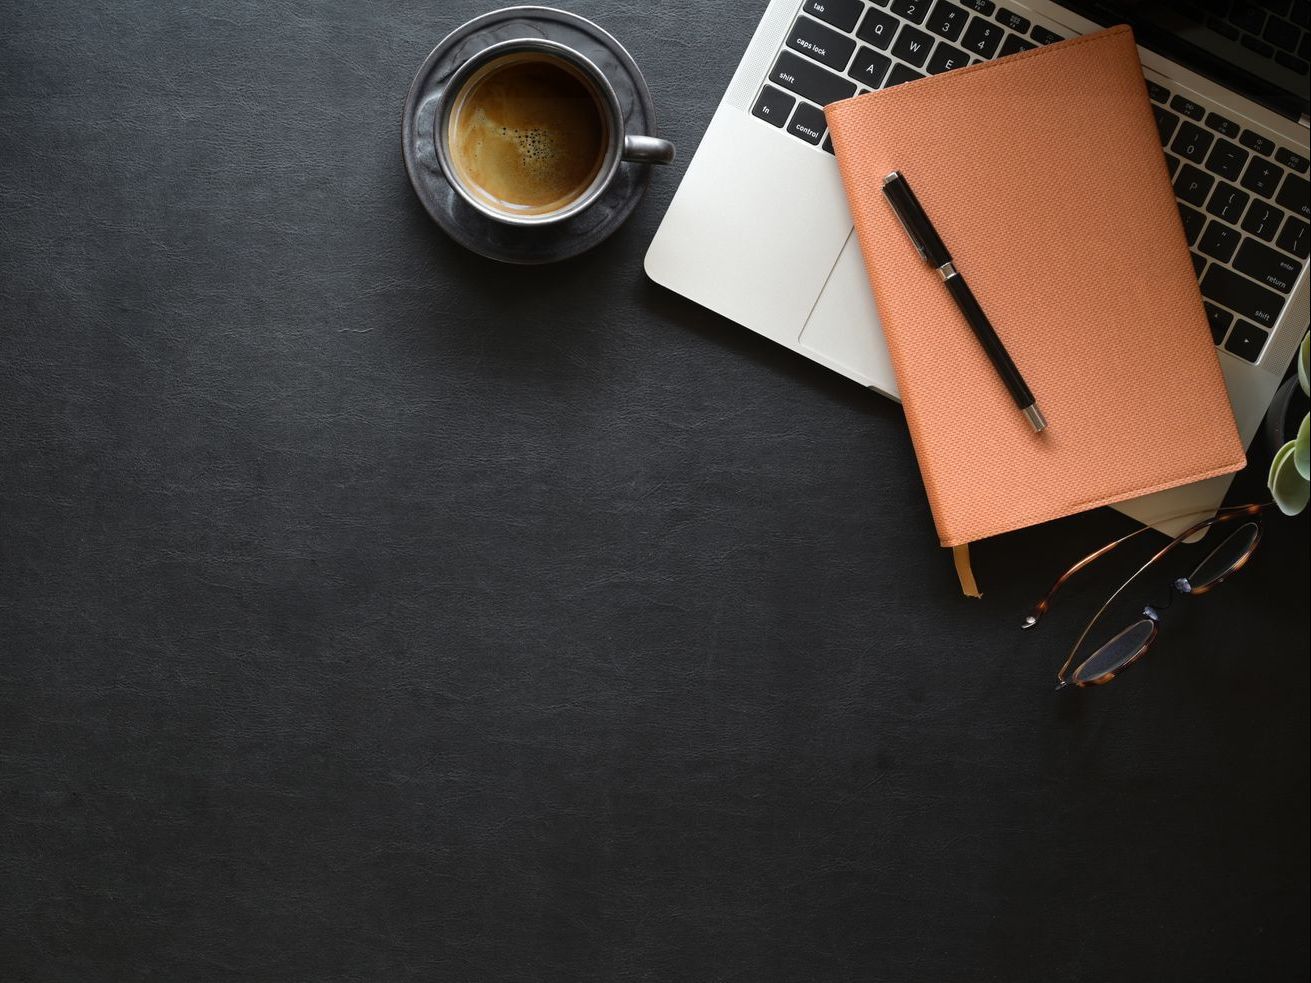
[448,54,608,216]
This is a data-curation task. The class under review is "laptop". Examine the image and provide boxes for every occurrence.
[645,0,1310,536]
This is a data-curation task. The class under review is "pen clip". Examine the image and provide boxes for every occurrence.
[882,171,929,263]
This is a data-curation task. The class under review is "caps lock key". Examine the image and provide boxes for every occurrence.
[787,15,858,71]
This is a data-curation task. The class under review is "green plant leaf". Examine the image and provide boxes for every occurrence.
[1296,413,1310,481]
[1300,332,1310,398]
[1269,439,1310,515]
[1268,438,1294,488]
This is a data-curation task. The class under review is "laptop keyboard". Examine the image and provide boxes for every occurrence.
[1200,0,1310,77]
[751,0,1311,365]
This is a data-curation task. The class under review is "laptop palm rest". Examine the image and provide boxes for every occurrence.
[645,106,854,347]
[797,232,900,398]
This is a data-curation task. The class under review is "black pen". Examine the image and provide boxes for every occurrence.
[881,171,1047,433]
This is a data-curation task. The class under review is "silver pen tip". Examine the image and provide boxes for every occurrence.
[1023,404,1048,433]
[882,171,902,186]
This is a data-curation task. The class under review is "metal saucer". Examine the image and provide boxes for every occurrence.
[401,6,659,265]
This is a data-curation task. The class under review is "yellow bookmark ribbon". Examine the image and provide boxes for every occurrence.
[952,544,982,598]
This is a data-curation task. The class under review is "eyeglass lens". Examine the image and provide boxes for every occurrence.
[1074,619,1156,684]
[1186,522,1260,590]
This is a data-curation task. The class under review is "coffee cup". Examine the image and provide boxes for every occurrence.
[435,38,675,227]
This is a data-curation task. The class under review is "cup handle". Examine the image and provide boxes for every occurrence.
[622,135,676,165]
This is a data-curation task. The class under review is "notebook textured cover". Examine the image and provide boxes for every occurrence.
[824,26,1245,547]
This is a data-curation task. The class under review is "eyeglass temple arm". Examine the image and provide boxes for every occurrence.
[1021,503,1267,629]
[1022,525,1156,628]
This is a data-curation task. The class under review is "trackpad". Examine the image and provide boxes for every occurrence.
[797,233,900,399]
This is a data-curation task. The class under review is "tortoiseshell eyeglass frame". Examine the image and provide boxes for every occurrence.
[1022,502,1272,690]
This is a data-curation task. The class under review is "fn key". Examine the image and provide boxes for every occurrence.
[752,85,796,127]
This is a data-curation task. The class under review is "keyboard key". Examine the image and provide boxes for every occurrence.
[1165,153,1181,177]
[1153,105,1180,145]
[752,85,796,127]
[1276,51,1310,73]
[958,0,996,12]
[1175,164,1215,207]
[1205,138,1248,181]
[1201,265,1285,327]
[788,15,859,71]
[891,0,931,24]
[1191,251,1207,277]
[768,51,857,105]
[1207,15,1241,39]
[1239,129,1275,155]
[926,41,971,72]
[1240,157,1284,197]
[1207,3,1241,26]
[1277,215,1309,258]
[1170,95,1205,120]
[1242,200,1283,240]
[927,0,971,40]
[1171,122,1214,163]
[1203,113,1240,140]
[1241,35,1275,57]
[1275,173,1310,218]
[849,46,893,86]
[1230,2,1267,32]
[1263,15,1301,49]
[804,0,865,32]
[1031,25,1064,43]
[1199,221,1242,262]
[999,33,1036,55]
[857,7,900,49]
[1146,79,1170,103]
[1224,319,1270,362]
[822,134,835,154]
[961,18,1004,56]
[996,7,1031,30]
[1275,147,1309,172]
[892,24,937,65]
[1179,203,1207,243]
[1234,237,1302,291]
[1206,182,1250,222]
[786,102,828,144]
[885,63,926,85]
[1203,301,1233,343]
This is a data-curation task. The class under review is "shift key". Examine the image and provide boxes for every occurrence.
[1201,265,1285,327]
[1233,238,1302,293]
[769,50,857,106]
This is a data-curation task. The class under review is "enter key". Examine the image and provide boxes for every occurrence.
[1233,237,1303,293]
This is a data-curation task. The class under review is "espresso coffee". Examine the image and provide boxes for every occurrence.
[447,53,609,217]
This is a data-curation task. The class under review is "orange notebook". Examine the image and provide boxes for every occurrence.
[824,26,1244,558]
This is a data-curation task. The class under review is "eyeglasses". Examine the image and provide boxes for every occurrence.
[1022,503,1272,690]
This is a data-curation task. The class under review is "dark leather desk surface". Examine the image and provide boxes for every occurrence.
[2,2,1307,980]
